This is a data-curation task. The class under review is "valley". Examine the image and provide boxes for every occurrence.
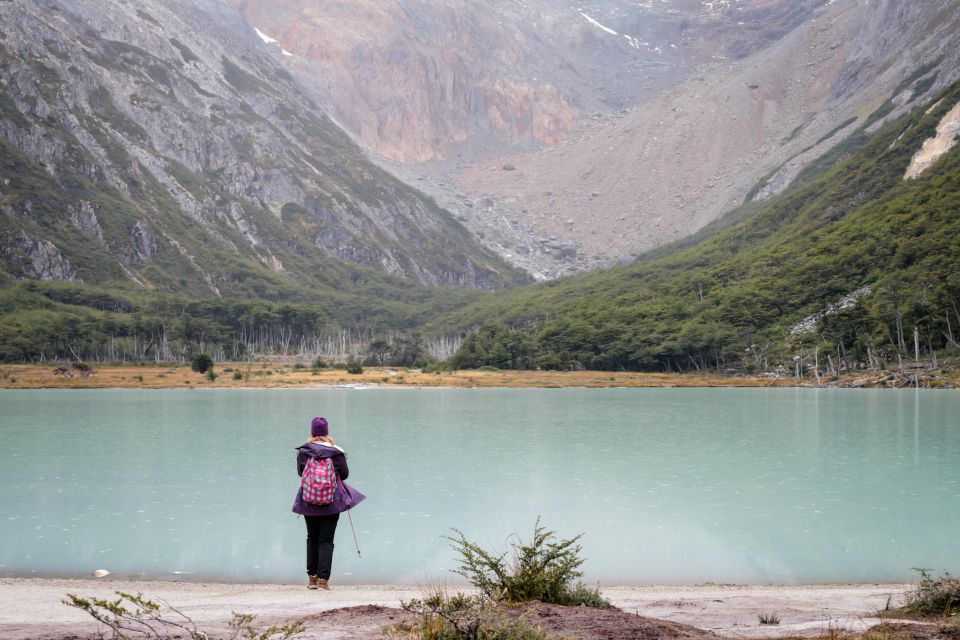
[233,0,960,278]
[3,5,960,639]
[0,0,958,381]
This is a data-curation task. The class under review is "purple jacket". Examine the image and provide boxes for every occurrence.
[292,442,366,516]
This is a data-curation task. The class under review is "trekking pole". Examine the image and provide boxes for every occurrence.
[346,509,361,559]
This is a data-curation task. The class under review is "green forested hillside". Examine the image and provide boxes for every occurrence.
[4,75,959,367]
[0,277,487,361]
[0,0,535,362]
[433,81,960,373]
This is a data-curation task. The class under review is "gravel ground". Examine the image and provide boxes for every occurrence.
[0,578,915,639]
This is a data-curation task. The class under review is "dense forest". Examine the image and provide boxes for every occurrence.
[0,280,473,363]
[1,80,959,374]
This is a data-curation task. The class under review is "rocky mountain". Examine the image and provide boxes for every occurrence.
[4,0,957,302]
[231,0,821,164]
[449,0,960,278]
[0,0,527,300]
[230,0,960,280]
[429,78,960,373]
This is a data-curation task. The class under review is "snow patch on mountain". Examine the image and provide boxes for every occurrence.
[254,26,293,56]
[579,11,618,35]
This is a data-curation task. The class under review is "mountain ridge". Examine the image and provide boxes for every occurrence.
[0,0,527,298]
[234,0,960,279]
[232,0,825,163]
[445,0,960,278]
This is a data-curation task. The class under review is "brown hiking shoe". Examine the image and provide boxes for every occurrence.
[316,579,330,590]
[307,575,319,590]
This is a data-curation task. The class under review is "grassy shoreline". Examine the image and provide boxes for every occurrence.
[1,363,957,390]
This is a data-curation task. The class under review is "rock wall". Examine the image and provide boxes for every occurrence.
[447,0,960,276]
[0,0,525,294]
[231,0,819,163]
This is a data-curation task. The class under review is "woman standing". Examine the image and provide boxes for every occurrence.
[293,416,365,590]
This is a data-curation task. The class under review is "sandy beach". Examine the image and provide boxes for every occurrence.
[0,578,917,639]
[3,362,956,390]
[0,362,803,390]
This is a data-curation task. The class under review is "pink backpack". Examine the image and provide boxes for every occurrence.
[301,457,337,505]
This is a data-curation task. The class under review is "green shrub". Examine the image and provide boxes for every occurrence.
[312,357,328,370]
[64,591,305,639]
[400,591,486,639]
[561,582,613,609]
[206,369,218,382]
[346,360,363,374]
[233,370,243,381]
[481,617,559,640]
[446,518,612,609]
[903,569,960,617]
[534,354,563,371]
[397,590,560,640]
[190,353,213,374]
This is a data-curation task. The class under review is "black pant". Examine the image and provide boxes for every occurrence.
[305,514,340,579]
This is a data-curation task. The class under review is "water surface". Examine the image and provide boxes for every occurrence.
[1,388,958,584]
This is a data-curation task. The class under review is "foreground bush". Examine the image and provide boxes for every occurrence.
[446,518,612,609]
[64,591,305,640]
[903,569,960,617]
[393,590,560,640]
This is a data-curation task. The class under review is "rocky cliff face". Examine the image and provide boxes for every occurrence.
[230,0,960,280]
[230,0,819,163]
[0,0,525,297]
[444,0,960,277]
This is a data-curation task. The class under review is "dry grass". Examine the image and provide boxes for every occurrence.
[802,621,952,640]
[0,363,805,390]
[2,363,956,390]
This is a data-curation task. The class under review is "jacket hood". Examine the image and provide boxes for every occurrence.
[296,442,345,459]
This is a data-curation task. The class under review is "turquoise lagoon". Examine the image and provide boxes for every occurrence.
[1,388,958,584]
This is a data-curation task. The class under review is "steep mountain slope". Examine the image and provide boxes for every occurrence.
[231,0,960,281]
[451,0,960,277]
[231,0,821,163]
[0,0,526,299]
[428,80,960,373]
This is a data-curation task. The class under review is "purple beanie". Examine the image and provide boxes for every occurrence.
[311,417,329,437]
